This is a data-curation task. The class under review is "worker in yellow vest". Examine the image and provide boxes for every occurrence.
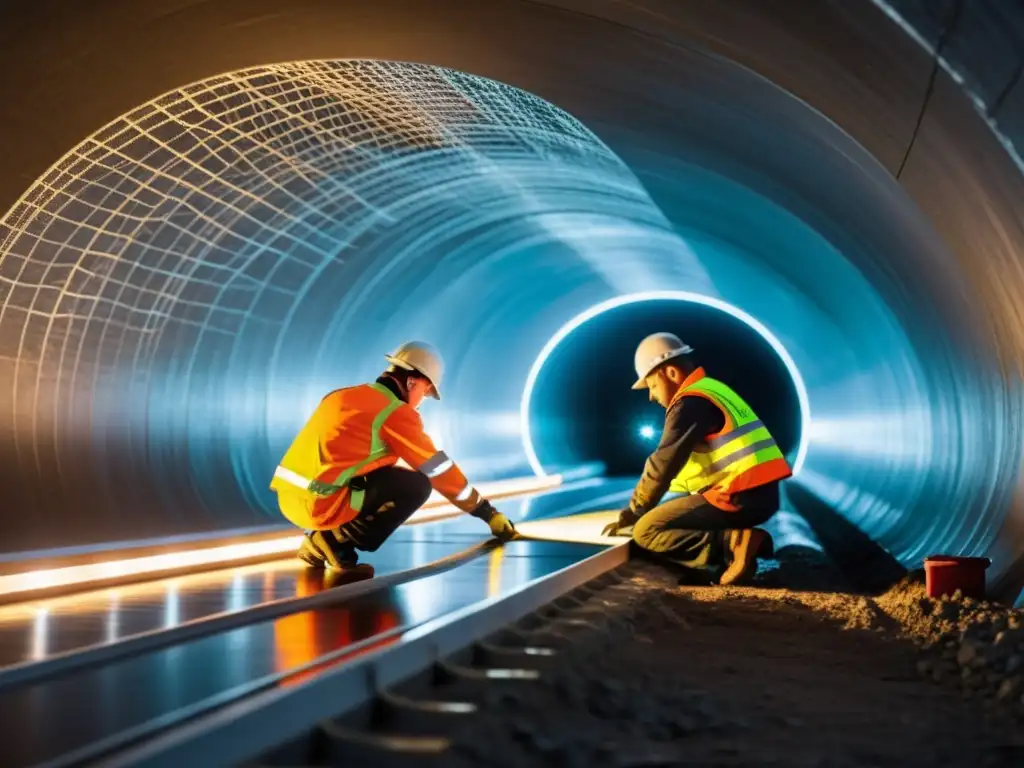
[271,341,517,577]
[602,332,792,585]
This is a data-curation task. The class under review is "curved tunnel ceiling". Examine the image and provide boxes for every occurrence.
[0,0,1023,599]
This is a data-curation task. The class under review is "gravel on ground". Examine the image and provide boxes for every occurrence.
[447,558,1024,768]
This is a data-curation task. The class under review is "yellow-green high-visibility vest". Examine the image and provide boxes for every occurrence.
[668,374,792,501]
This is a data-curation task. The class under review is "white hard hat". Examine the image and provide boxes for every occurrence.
[632,332,693,390]
[385,340,444,399]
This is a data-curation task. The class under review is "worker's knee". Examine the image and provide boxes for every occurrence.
[407,470,432,506]
[630,515,659,550]
[375,467,432,510]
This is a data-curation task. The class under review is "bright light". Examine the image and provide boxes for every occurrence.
[0,474,563,599]
[639,424,656,440]
[520,290,811,477]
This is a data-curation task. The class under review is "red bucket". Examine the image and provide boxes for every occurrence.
[923,555,991,600]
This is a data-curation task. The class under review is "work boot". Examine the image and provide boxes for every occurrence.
[324,563,375,586]
[722,528,774,559]
[296,534,327,568]
[720,528,770,586]
[297,530,372,577]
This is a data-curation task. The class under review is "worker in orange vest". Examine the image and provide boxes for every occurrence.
[271,341,517,577]
[602,333,792,585]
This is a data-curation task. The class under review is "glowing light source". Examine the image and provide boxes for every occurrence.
[30,608,49,660]
[164,582,181,628]
[104,593,121,644]
[520,291,811,478]
[516,509,625,545]
[638,424,657,440]
[0,474,563,600]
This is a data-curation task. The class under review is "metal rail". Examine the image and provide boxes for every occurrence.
[37,620,424,768]
[92,542,630,768]
[0,540,497,692]
[0,474,585,604]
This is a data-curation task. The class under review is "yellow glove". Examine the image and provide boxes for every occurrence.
[470,500,517,542]
[488,512,517,542]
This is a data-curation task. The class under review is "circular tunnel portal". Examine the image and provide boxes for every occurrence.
[523,295,805,479]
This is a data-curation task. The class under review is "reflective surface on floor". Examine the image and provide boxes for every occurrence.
[0,539,604,767]
[0,478,630,670]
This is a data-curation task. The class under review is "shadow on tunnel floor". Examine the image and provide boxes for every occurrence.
[629,540,851,594]
[786,484,908,596]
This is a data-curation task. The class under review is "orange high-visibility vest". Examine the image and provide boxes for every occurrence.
[270,382,482,530]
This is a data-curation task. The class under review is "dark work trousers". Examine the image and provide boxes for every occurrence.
[334,466,432,552]
[631,482,781,570]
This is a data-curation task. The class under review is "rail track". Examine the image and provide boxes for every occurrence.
[0,481,636,768]
[1,482,846,768]
[97,542,631,768]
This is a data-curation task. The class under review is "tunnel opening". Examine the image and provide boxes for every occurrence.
[523,294,806,479]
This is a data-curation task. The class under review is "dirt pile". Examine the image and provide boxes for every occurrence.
[772,571,1024,713]
[448,562,1023,768]
[881,576,1024,708]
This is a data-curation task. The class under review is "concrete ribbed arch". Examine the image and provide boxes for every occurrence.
[0,59,709,547]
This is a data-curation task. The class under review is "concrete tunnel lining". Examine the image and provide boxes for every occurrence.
[0,0,1022,600]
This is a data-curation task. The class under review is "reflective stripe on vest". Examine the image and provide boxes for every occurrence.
[420,450,454,478]
[272,382,403,512]
[422,450,477,502]
[668,377,786,495]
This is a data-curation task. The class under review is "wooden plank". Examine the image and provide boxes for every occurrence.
[516,510,625,546]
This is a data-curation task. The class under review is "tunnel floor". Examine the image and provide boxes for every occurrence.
[0,479,625,670]
[0,539,605,767]
[442,561,1024,768]
[5,484,1023,765]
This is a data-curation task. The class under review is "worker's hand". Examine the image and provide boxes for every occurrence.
[601,508,639,537]
[470,499,517,542]
[488,512,517,542]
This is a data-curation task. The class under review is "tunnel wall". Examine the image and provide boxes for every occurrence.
[0,59,709,548]
[884,0,1024,160]
[0,0,1022,599]
[879,0,1024,596]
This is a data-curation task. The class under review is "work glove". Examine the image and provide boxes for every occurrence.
[488,512,517,542]
[601,507,640,537]
[470,499,518,542]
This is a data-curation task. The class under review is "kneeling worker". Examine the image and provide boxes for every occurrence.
[271,341,517,576]
[602,333,792,585]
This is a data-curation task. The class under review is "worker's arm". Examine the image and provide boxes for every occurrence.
[627,396,724,517]
[380,404,484,512]
[380,405,515,540]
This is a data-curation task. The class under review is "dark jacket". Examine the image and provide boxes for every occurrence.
[627,396,724,515]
